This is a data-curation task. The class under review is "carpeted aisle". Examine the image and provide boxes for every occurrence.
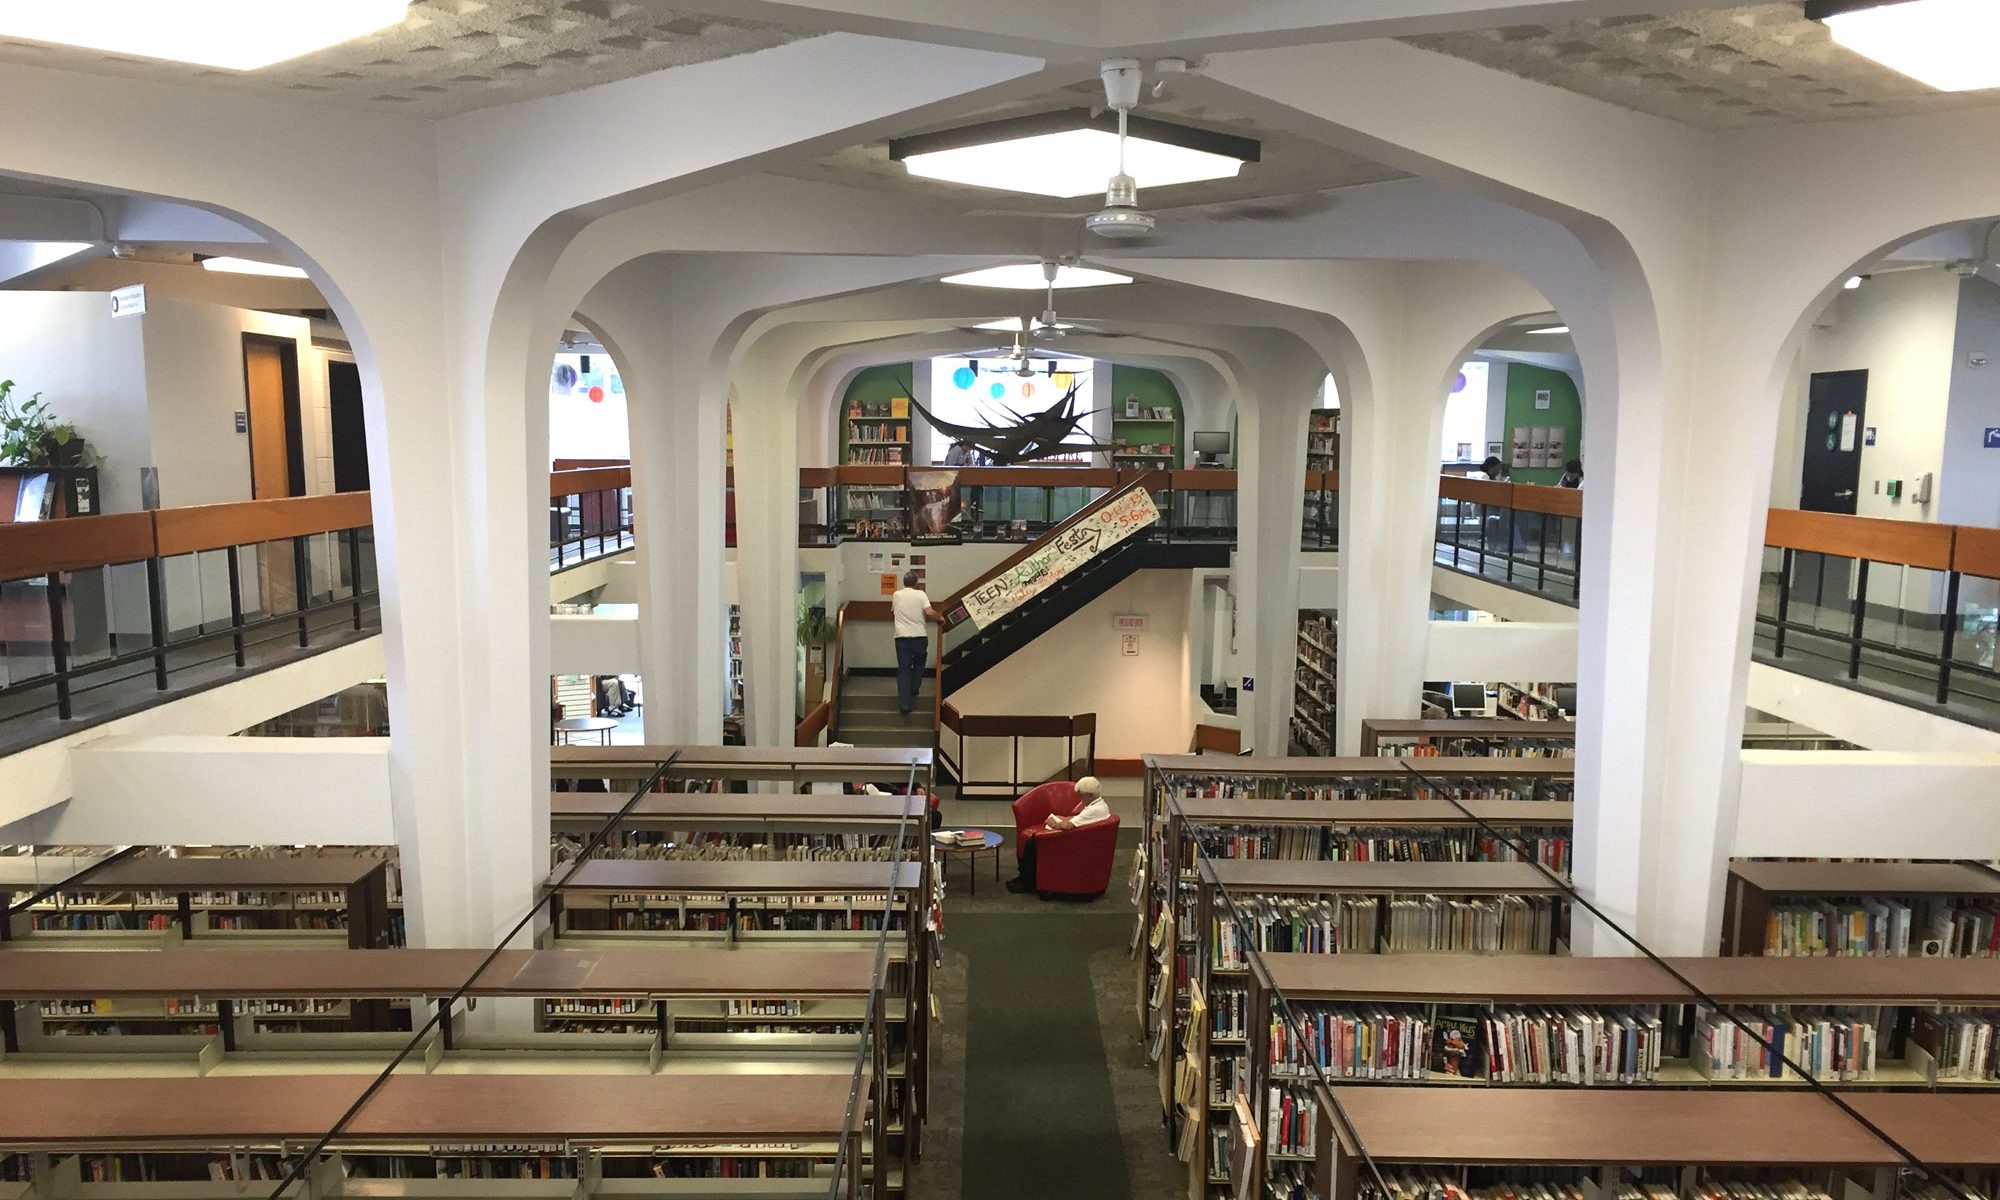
[954,908,1135,1200]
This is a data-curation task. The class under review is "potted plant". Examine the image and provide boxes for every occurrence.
[797,598,833,707]
[0,379,89,468]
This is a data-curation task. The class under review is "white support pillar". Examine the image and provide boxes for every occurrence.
[729,359,801,750]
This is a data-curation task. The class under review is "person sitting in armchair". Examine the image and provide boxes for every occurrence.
[1005,776,1110,894]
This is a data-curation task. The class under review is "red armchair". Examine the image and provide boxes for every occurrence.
[1011,780,1121,899]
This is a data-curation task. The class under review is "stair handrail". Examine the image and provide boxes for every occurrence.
[827,600,895,742]
[935,470,1166,631]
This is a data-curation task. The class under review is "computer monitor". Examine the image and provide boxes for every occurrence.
[1451,682,1487,714]
[1191,431,1230,466]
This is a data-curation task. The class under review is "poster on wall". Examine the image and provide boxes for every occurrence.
[907,469,961,542]
[1546,427,1567,468]
[959,488,1160,629]
[1528,427,1551,469]
[1509,427,1531,469]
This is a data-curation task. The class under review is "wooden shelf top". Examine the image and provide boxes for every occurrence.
[1729,860,2000,897]
[29,856,385,891]
[551,792,924,827]
[1144,754,1573,778]
[1257,952,2000,1004]
[1362,718,1578,739]
[552,745,931,780]
[1324,1088,2000,1167]
[551,859,923,895]
[1173,799,1573,828]
[1201,859,1563,896]
[0,1074,857,1149]
[0,947,881,1001]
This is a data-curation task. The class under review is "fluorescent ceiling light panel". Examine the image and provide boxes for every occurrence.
[1807,0,2000,91]
[942,265,1131,290]
[973,318,1076,332]
[892,110,1259,199]
[201,256,310,279]
[1525,325,1570,335]
[0,0,409,70]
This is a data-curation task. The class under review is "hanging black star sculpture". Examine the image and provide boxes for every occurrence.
[903,373,1116,465]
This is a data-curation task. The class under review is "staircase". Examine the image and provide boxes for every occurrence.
[836,675,936,748]
[939,533,1227,694]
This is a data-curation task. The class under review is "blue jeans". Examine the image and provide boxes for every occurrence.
[895,636,928,713]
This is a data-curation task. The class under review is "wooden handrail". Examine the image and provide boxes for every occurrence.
[548,465,631,496]
[1509,482,1582,518]
[795,700,830,747]
[1764,507,1955,571]
[1189,724,1241,755]
[152,492,373,557]
[1438,474,1515,506]
[0,511,156,578]
[1955,525,2000,580]
[936,470,1166,626]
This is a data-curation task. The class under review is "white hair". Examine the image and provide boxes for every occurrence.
[1075,776,1101,796]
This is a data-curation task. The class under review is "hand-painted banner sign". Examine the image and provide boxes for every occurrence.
[960,488,1160,630]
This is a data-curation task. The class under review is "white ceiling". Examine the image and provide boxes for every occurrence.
[0,0,802,117]
[1407,3,2000,130]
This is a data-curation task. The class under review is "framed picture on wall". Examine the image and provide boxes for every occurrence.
[1509,428,1530,469]
[1546,427,1567,466]
[1535,388,1552,410]
[1528,426,1551,469]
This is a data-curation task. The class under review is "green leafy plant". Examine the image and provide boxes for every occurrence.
[0,379,82,467]
[796,596,833,649]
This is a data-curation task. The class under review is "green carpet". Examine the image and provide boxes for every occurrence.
[956,909,1135,1200]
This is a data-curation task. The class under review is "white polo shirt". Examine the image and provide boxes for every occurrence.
[892,587,931,638]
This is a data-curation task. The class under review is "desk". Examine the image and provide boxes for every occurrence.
[553,716,619,745]
[932,828,1002,896]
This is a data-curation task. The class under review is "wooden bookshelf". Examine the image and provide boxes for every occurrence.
[1299,1087,2000,1198]
[549,791,925,837]
[1291,610,1335,756]
[1720,859,2000,957]
[1495,680,1569,722]
[1,854,392,950]
[1358,718,1576,758]
[551,745,932,790]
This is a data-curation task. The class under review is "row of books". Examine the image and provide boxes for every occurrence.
[1359,1173,1835,1200]
[1264,1084,1319,1159]
[1211,984,1251,1040]
[1267,1005,1436,1081]
[1210,898,1382,966]
[1383,895,1557,954]
[40,997,214,1018]
[1919,1011,1998,1080]
[847,423,908,442]
[30,913,173,931]
[1188,826,1571,875]
[581,843,902,864]
[1693,1009,1880,1081]
[848,448,906,465]
[1481,1007,1666,1084]
[1762,899,2000,958]
[1161,779,1566,804]
[1378,738,1574,759]
[210,913,348,930]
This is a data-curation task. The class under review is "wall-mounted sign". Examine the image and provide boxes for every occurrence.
[1113,614,1148,632]
[1534,388,1552,410]
[1241,676,1254,693]
[958,489,1160,629]
[1984,427,2000,449]
[109,283,146,318]
[1120,633,1140,657]
[1865,427,1877,447]
[233,411,248,434]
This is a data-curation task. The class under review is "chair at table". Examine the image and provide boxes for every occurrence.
[1011,780,1121,900]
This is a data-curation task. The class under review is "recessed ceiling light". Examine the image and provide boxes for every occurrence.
[0,0,410,71]
[1844,275,1866,289]
[1524,325,1570,335]
[200,256,310,279]
[1806,0,2000,92]
[973,318,1076,332]
[943,264,1131,290]
[891,109,1259,199]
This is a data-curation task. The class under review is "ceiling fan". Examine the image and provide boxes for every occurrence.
[1085,59,1156,241]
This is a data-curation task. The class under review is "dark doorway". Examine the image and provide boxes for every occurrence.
[327,359,370,492]
[1800,369,1867,515]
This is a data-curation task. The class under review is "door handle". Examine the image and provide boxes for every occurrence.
[1833,490,1855,498]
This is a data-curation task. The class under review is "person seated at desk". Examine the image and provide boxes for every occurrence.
[1005,776,1109,894]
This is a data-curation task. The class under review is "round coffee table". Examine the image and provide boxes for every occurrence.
[554,716,619,745]
[932,828,1003,896]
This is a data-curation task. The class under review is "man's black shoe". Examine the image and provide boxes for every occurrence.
[1004,877,1031,894]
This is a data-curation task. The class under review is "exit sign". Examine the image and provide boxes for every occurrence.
[1985,427,2000,448]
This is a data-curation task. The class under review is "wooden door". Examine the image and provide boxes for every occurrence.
[243,337,302,614]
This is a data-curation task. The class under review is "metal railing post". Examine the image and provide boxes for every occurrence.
[44,571,72,719]
[1535,512,1549,593]
[347,528,365,630]
[292,535,312,648]
[144,556,169,690]
[226,545,247,668]
[1772,548,1793,659]
[1847,558,1869,680]
[1937,570,1962,705]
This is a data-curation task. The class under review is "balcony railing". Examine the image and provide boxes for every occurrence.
[1755,512,2000,719]
[0,493,379,748]
[549,466,634,570]
[1432,475,1582,604]
[797,465,1335,551]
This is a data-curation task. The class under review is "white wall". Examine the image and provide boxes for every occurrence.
[0,292,150,514]
[950,569,1194,761]
[1736,750,2000,859]
[1775,269,1959,521]
[1424,619,1577,683]
[1941,275,2000,530]
[1745,660,2000,753]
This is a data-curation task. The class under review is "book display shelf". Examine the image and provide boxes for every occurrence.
[1111,403,1180,468]
[1495,681,1570,722]
[1291,611,1336,756]
[0,853,395,950]
[0,1072,877,1199]
[844,395,909,466]
[1282,1086,2000,1200]
[1302,410,1338,541]
[727,604,746,744]
[1357,719,1576,758]
[1720,861,2000,960]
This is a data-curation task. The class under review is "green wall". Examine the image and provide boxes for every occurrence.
[1502,363,1582,486]
[1108,364,1185,468]
[838,363,914,463]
